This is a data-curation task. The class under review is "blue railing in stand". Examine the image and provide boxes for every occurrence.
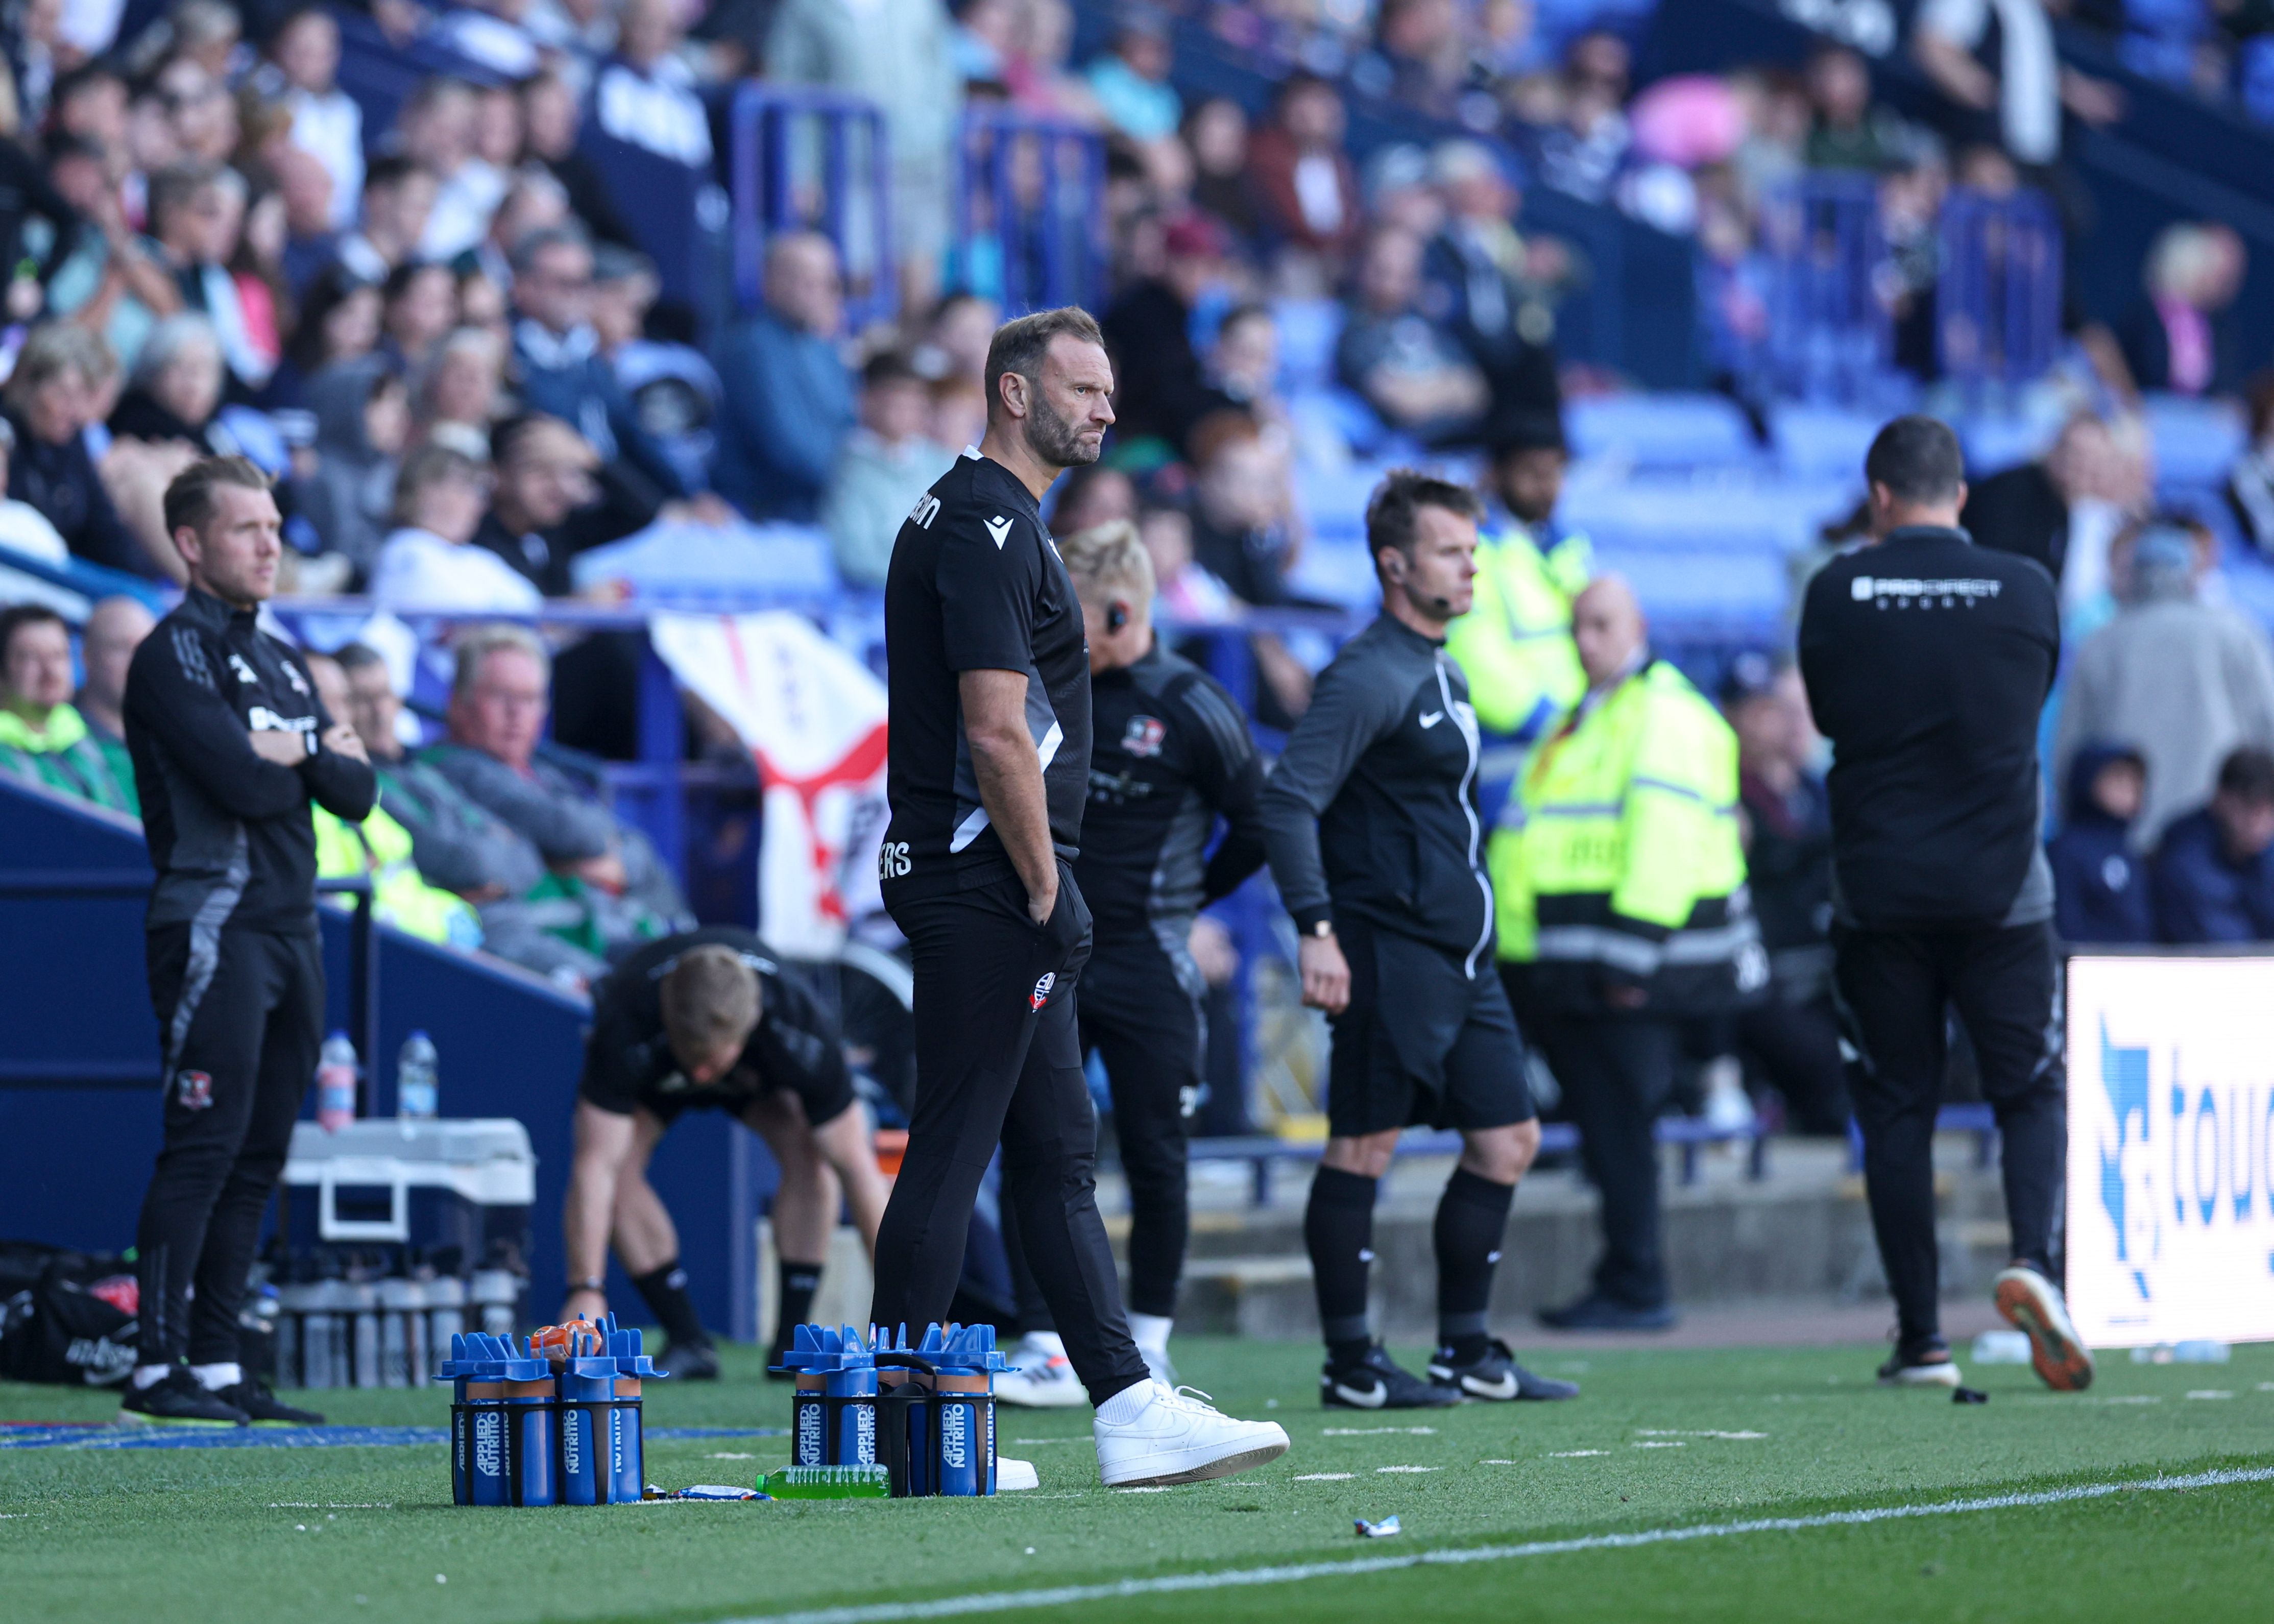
[727,85,896,330]
[953,107,1109,317]
[1756,172,1893,406]
[1938,187,2064,402]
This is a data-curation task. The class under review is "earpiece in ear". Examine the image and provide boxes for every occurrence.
[1106,601,1129,634]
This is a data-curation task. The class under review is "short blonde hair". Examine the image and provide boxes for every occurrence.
[1058,519,1155,607]
[451,622,550,701]
[659,945,762,1062]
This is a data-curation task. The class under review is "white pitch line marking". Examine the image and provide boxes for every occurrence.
[2185,1392,2234,1401]
[1322,1427,1439,1437]
[709,1453,756,1460]
[1634,1430,1767,1440]
[1375,1466,1438,1474]
[1631,1441,1686,1449]
[1293,1473,1354,1482]
[698,1467,2274,1624]
[1549,1450,1609,1458]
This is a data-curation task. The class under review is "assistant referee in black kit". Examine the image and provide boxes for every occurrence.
[1799,416,2092,1395]
[122,456,376,1425]
[874,307,1285,1488]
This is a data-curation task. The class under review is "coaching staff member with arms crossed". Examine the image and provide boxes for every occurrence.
[1800,416,2092,1394]
[121,456,376,1425]
[995,520,1268,1404]
[874,307,1287,1486]
[560,927,892,1378]
[1263,471,1576,1410]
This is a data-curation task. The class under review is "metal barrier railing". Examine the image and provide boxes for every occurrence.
[1938,187,2064,398]
[1756,172,1892,406]
[0,871,377,1100]
[727,85,896,330]
[953,107,1109,318]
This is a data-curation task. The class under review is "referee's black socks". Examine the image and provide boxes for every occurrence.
[1434,1168,1516,1364]
[631,1261,710,1350]
[775,1258,823,1343]
[1305,1166,1380,1365]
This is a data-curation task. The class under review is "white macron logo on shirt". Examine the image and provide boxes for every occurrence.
[985,515,1014,549]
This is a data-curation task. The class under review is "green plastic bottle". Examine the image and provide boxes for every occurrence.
[760,1463,891,1499]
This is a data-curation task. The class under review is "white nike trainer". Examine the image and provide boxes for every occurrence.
[995,1332,1088,1409]
[1094,1381,1290,1488]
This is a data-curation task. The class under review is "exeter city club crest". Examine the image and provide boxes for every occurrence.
[1122,715,1167,758]
[175,1070,214,1110]
[1029,973,1056,1011]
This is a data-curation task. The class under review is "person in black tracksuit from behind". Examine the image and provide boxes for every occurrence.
[1262,471,1577,1409]
[122,456,377,1425]
[1799,415,2094,1396]
[997,520,1267,1402]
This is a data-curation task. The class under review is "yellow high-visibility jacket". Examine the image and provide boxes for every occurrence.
[1445,522,1592,745]
[1493,658,1764,1013]
[315,803,482,950]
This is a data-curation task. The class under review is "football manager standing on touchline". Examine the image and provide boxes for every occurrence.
[121,455,377,1426]
[873,306,1287,1486]
[1799,415,2093,1396]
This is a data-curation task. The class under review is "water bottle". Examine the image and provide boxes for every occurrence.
[316,1032,358,1131]
[396,1032,438,1120]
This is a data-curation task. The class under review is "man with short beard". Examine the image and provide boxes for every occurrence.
[875,307,1288,1488]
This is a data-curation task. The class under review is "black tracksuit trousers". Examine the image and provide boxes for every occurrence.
[1832,920,2064,1347]
[873,864,1151,1405]
[136,924,324,1366]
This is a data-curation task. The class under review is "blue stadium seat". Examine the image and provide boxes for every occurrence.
[1562,475,1855,556]
[1270,298,1345,395]
[1955,414,2055,477]
[2141,392,2247,495]
[1567,393,1758,471]
[1767,405,1881,483]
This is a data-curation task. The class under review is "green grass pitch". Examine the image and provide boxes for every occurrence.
[5,1338,2272,1623]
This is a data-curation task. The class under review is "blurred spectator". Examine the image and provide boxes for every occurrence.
[822,351,945,589]
[1187,408,1298,607]
[1102,212,1235,455]
[712,231,853,522]
[519,70,636,251]
[334,640,609,982]
[275,146,342,297]
[2053,520,2274,847]
[513,225,689,498]
[109,313,230,459]
[1365,0,1473,118]
[423,325,509,444]
[301,357,409,578]
[0,122,75,309]
[380,259,459,377]
[1913,0,2122,173]
[465,168,570,296]
[372,442,539,612]
[2150,746,2274,943]
[591,0,709,164]
[928,373,988,459]
[273,264,381,407]
[73,594,152,795]
[0,602,136,813]
[2,323,155,577]
[402,79,502,263]
[2048,743,2154,944]
[336,156,438,286]
[2228,372,2274,558]
[156,60,237,166]
[1337,223,1489,444]
[268,7,361,231]
[302,649,482,949]
[1424,140,1561,440]
[50,62,129,152]
[1536,31,1634,205]
[1051,463,1138,536]
[1721,652,1846,1133]
[37,132,181,373]
[1086,11,1181,142]
[2118,222,2248,398]
[1961,413,2117,587]
[1183,96,1258,243]
[0,418,70,564]
[473,411,670,596]
[767,0,962,306]
[1247,72,1362,262]
[435,0,543,76]
[914,289,999,387]
[1804,43,1909,171]
[1448,414,1587,743]
[1138,502,1236,622]
[147,162,270,392]
[423,624,690,940]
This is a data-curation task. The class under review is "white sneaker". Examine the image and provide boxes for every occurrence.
[997,1457,1039,1491]
[995,1333,1087,1409]
[1094,1382,1290,1488]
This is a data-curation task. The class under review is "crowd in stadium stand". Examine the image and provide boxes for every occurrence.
[7,0,2274,1017]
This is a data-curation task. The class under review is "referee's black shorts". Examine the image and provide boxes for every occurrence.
[1327,915,1535,1137]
